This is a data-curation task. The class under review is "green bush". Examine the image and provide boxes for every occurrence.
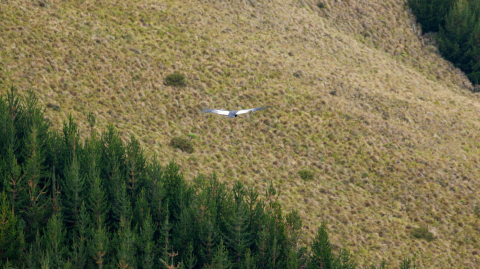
[170,136,194,153]
[298,169,314,181]
[411,226,434,242]
[164,72,186,87]
[317,2,326,9]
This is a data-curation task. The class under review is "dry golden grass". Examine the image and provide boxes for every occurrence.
[1,0,480,267]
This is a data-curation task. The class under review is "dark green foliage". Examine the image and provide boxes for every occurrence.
[298,169,314,181]
[165,72,187,87]
[140,211,156,269]
[184,242,198,269]
[411,226,435,242]
[170,136,194,153]
[89,216,109,268]
[211,239,233,269]
[0,192,20,263]
[44,212,67,268]
[317,2,326,9]
[308,222,332,269]
[0,89,416,268]
[438,0,477,70]
[408,0,455,32]
[408,0,480,87]
[62,153,84,230]
[116,218,137,268]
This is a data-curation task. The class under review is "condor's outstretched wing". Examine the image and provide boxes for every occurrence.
[236,106,268,115]
[201,108,230,115]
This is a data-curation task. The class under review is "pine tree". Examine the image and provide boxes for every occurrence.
[62,153,85,231]
[89,217,109,269]
[210,239,232,269]
[133,188,149,228]
[44,212,67,268]
[159,205,174,269]
[308,222,332,269]
[125,135,146,199]
[225,202,252,267]
[140,211,156,269]
[285,248,299,269]
[438,0,477,69]
[147,158,165,227]
[466,19,480,85]
[173,200,194,260]
[408,0,454,32]
[0,192,19,263]
[88,175,109,226]
[70,202,89,268]
[240,249,257,269]
[117,217,137,269]
[184,242,197,269]
[255,227,268,269]
[285,210,302,254]
[2,137,25,216]
[100,125,125,198]
[22,124,49,238]
[198,216,219,266]
[112,181,132,227]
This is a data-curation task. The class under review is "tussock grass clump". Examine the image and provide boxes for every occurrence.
[298,169,314,181]
[165,72,186,87]
[411,226,434,242]
[170,136,194,153]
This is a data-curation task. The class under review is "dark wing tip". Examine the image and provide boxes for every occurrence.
[253,106,268,112]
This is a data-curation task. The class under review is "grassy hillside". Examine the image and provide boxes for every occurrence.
[1,0,480,267]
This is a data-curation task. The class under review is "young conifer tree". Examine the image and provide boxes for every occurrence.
[62,152,84,231]
[133,188,149,228]
[308,222,332,269]
[44,212,67,268]
[159,204,173,269]
[89,216,109,269]
[88,175,109,226]
[0,192,20,264]
[140,211,156,269]
[70,201,89,268]
[438,0,477,68]
[225,202,252,267]
[22,125,49,238]
[117,216,137,269]
[210,239,232,269]
[125,135,146,199]
[112,181,132,228]
[184,242,197,269]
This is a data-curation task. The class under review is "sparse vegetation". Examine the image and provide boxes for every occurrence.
[170,136,194,153]
[164,72,186,87]
[298,169,314,181]
[411,226,435,242]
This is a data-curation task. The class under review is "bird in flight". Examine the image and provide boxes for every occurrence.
[201,106,268,118]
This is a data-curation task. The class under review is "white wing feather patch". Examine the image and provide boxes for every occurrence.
[235,109,252,115]
[201,108,230,115]
[236,106,267,115]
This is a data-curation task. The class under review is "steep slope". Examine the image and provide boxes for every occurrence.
[1,0,480,267]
